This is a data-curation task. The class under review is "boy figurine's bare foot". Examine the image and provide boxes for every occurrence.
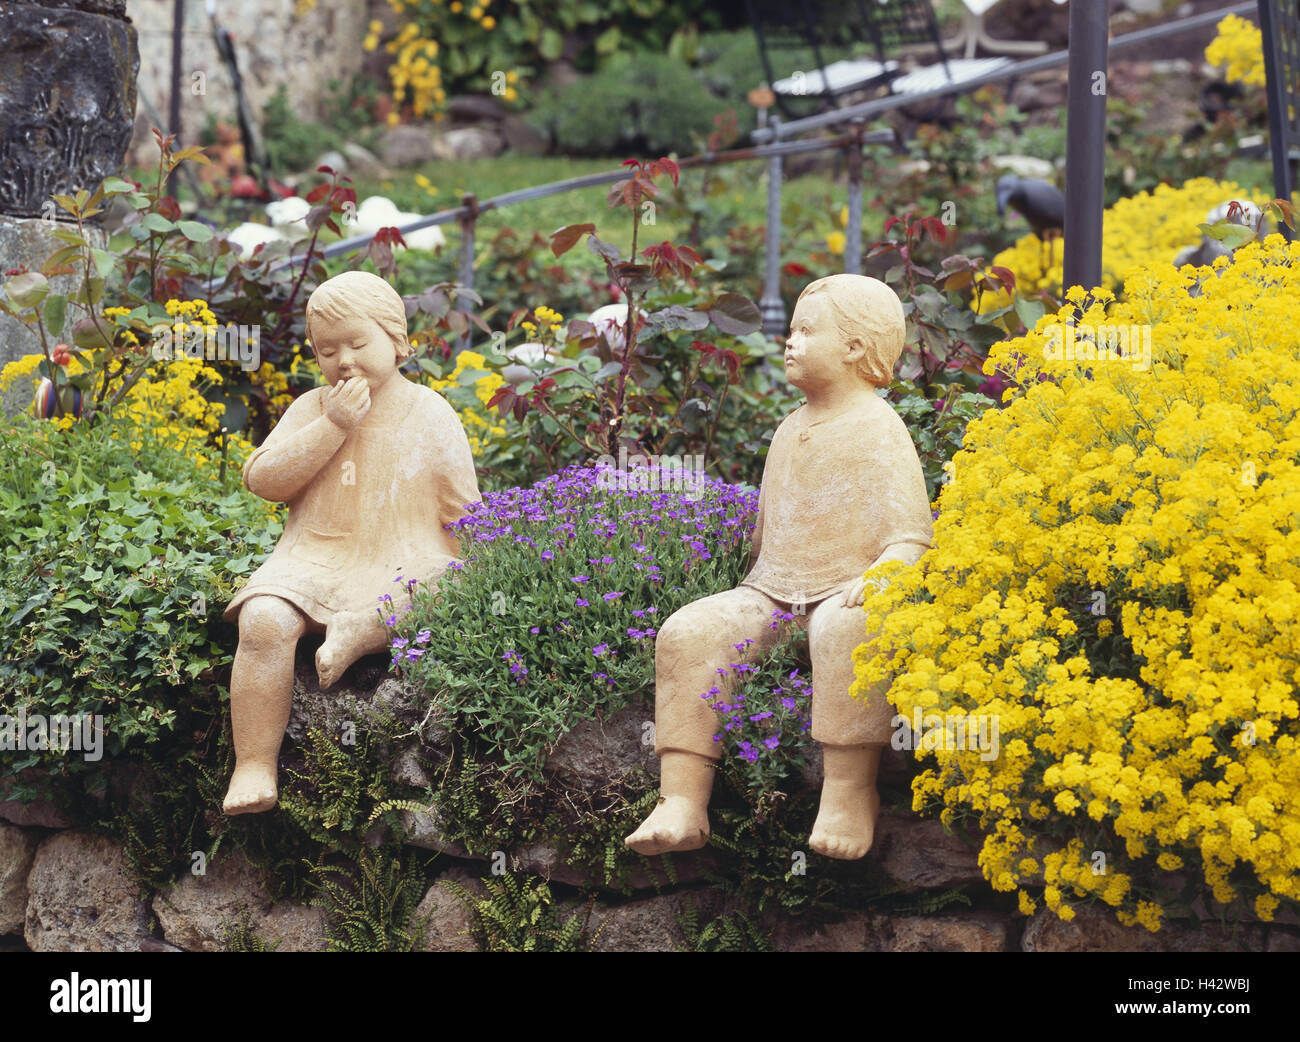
[808,782,880,860]
[223,762,278,815]
[316,610,388,690]
[625,750,716,855]
[625,796,711,855]
[808,744,883,860]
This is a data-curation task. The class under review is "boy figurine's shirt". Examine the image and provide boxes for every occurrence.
[742,394,933,604]
[223,379,480,625]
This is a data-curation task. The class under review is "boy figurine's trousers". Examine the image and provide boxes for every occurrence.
[653,585,894,758]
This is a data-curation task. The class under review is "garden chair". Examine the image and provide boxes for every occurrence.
[746,0,900,120]
[859,0,1014,99]
[1259,0,1300,236]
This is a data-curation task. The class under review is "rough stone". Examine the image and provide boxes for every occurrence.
[1022,904,1271,953]
[379,124,436,168]
[314,150,348,175]
[342,142,391,181]
[446,94,508,122]
[871,912,1012,952]
[543,701,659,790]
[0,1,138,217]
[0,767,77,829]
[401,803,473,859]
[0,823,40,935]
[0,215,109,393]
[874,811,985,892]
[770,912,873,952]
[152,848,328,952]
[588,889,725,953]
[499,114,550,156]
[411,869,486,952]
[431,126,505,163]
[24,831,156,951]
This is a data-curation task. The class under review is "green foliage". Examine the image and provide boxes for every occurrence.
[675,897,773,952]
[261,86,325,175]
[530,50,730,156]
[309,847,432,952]
[221,909,281,952]
[0,412,278,800]
[450,872,586,952]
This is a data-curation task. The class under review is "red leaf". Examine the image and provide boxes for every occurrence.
[990,266,1017,291]
[156,195,181,221]
[305,184,329,204]
[507,307,530,331]
[316,165,336,175]
[550,222,596,257]
[512,395,529,423]
[653,157,680,186]
[620,158,641,169]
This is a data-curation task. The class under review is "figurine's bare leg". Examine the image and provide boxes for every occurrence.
[316,609,391,690]
[624,751,715,855]
[225,595,308,815]
[806,597,894,858]
[626,586,780,855]
[809,744,883,860]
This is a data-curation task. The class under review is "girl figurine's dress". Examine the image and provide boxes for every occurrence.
[223,379,480,629]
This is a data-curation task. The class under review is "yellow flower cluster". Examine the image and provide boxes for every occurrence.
[1205,14,1265,89]
[521,305,564,338]
[855,235,1300,930]
[385,20,445,120]
[421,348,506,455]
[977,178,1269,313]
[376,0,500,121]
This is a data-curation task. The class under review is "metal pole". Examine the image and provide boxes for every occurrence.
[1062,1,1108,293]
[457,192,477,351]
[169,0,185,139]
[1258,0,1295,241]
[845,122,864,275]
[761,118,785,338]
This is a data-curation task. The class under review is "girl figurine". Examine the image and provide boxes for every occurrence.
[221,271,481,814]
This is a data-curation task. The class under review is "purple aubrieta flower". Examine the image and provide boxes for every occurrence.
[447,561,464,570]
[603,591,623,602]
[592,644,610,657]
[575,598,589,608]
[571,575,590,583]
[406,648,424,661]
[416,629,432,644]
[541,550,554,561]
[763,735,780,751]
[749,711,773,722]
[529,626,540,634]
[385,614,398,626]
[780,697,797,710]
[392,638,409,650]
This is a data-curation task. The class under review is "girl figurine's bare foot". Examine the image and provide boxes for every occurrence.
[808,779,880,860]
[223,762,279,815]
[625,796,711,855]
[316,610,388,690]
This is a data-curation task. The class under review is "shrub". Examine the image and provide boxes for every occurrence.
[530,51,729,156]
[854,234,1300,930]
[0,407,279,797]
[389,462,758,776]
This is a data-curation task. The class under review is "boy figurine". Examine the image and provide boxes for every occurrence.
[221,270,481,815]
[625,274,932,859]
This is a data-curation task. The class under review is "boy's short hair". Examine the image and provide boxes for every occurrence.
[795,274,905,387]
[305,271,413,361]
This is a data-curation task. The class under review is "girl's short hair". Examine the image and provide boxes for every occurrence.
[795,274,905,387]
[305,271,412,360]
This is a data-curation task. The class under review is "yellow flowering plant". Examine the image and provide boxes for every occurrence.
[977,177,1273,315]
[1205,13,1265,88]
[853,234,1300,931]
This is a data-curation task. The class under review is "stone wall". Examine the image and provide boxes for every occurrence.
[2,668,1297,952]
[126,0,372,149]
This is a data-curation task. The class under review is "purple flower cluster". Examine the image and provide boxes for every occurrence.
[702,661,813,764]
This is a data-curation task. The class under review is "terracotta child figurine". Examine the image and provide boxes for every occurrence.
[625,274,932,859]
[221,270,481,815]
